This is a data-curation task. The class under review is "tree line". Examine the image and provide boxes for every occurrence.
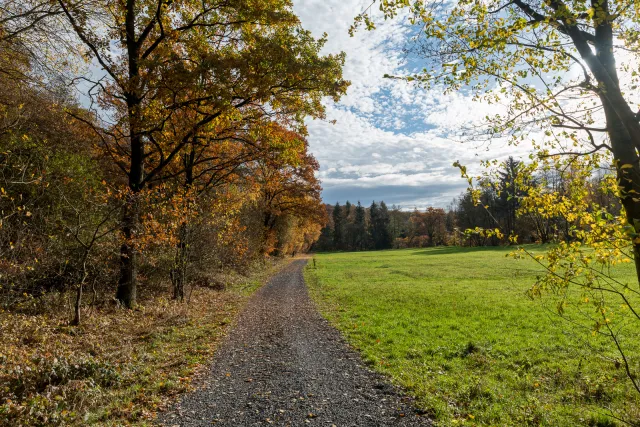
[313,201,395,251]
[314,158,619,252]
[0,0,348,321]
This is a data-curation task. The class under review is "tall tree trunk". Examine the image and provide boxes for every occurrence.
[262,211,273,255]
[606,111,640,285]
[116,0,143,308]
[73,254,90,325]
[116,116,144,307]
[72,282,82,326]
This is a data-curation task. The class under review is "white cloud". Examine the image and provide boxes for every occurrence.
[292,0,552,208]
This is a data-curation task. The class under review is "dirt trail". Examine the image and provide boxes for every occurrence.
[159,259,431,426]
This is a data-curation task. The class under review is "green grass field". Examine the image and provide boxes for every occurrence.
[305,247,640,426]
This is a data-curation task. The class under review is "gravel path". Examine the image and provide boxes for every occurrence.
[159,259,431,426]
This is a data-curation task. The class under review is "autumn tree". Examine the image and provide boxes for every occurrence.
[252,129,326,256]
[161,118,277,300]
[0,0,72,85]
[0,67,119,319]
[425,207,448,246]
[58,0,347,306]
[275,212,324,256]
[410,207,448,247]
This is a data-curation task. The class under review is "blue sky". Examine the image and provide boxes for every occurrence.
[293,0,533,209]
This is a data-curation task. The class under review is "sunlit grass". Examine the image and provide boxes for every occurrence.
[306,246,640,426]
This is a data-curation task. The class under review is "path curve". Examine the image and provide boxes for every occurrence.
[159,259,431,426]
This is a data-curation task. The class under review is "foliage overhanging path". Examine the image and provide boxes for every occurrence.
[159,259,430,426]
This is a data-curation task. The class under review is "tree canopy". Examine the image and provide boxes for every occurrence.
[53,0,348,306]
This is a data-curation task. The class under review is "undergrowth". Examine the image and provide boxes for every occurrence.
[0,258,287,426]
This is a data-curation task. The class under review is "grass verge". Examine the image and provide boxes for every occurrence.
[1,258,289,426]
[305,247,640,426]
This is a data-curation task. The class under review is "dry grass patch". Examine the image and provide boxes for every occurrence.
[0,258,288,426]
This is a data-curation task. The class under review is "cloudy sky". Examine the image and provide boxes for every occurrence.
[292,0,531,209]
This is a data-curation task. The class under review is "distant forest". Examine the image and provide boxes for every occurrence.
[313,158,619,252]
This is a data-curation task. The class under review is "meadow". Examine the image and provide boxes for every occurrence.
[305,247,640,426]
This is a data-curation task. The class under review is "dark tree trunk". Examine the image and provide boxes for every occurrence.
[117,195,140,307]
[116,130,143,308]
[171,222,189,301]
[261,210,274,254]
[605,109,640,285]
[116,0,143,308]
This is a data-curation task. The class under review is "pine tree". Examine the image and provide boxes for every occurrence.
[343,200,353,250]
[496,156,522,238]
[369,201,393,250]
[378,201,394,249]
[314,223,333,251]
[354,201,366,250]
[332,202,345,250]
[344,201,352,216]
[368,201,379,250]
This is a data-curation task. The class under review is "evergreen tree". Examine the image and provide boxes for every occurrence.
[368,201,379,250]
[332,202,345,250]
[378,201,394,249]
[389,204,410,239]
[314,223,333,251]
[344,201,352,217]
[344,200,354,250]
[369,201,393,250]
[496,157,522,238]
[354,201,367,250]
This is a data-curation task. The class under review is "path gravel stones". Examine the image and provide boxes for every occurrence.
[159,259,431,426]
